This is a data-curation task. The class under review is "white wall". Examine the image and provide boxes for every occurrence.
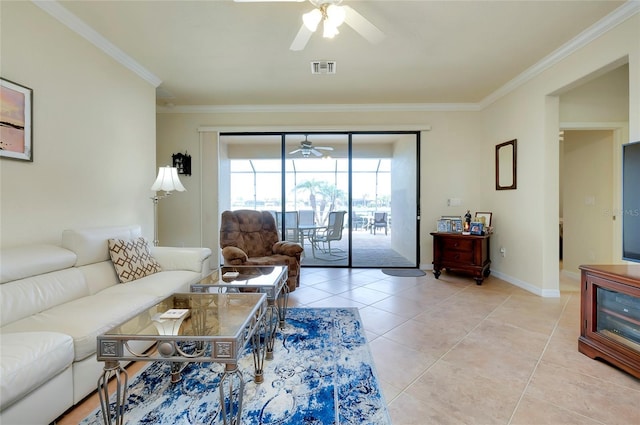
[156,111,484,268]
[390,134,418,261]
[0,2,157,247]
[560,64,629,122]
[481,14,639,296]
[558,64,629,276]
[562,130,614,273]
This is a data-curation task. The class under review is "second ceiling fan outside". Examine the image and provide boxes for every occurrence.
[289,136,334,157]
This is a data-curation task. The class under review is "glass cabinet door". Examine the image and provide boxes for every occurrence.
[596,286,640,349]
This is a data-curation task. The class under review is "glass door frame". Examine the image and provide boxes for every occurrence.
[219,130,421,268]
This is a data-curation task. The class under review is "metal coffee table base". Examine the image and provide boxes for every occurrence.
[97,361,127,425]
[265,284,289,360]
[96,293,267,425]
[97,331,266,425]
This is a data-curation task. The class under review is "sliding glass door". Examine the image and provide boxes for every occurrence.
[285,134,349,265]
[219,131,419,268]
[351,134,418,267]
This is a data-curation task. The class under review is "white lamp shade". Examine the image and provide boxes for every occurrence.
[303,8,322,31]
[323,22,339,38]
[151,166,186,192]
[326,5,345,27]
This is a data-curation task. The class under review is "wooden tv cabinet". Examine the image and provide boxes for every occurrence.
[578,264,640,379]
[430,232,491,285]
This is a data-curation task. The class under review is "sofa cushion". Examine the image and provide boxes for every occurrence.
[151,246,213,273]
[1,292,158,361]
[0,332,74,410]
[75,261,120,295]
[98,270,199,299]
[62,225,141,267]
[0,245,77,284]
[0,270,200,362]
[108,237,161,283]
[0,268,89,327]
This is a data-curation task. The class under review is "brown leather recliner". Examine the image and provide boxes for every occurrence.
[220,210,304,292]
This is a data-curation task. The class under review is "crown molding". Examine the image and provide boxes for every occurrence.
[478,0,640,109]
[33,1,637,113]
[32,1,161,87]
[157,102,481,114]
[560,121,628,130]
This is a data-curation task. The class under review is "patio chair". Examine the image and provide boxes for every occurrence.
[297,210,317,248]
[311,211,347,258]
[351,211,365,231]
[298,210,315,226]
[220,209,303,291]
[371,212,388,235]
[276,211,300,243]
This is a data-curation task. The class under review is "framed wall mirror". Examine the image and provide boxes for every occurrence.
[496,139,517,190]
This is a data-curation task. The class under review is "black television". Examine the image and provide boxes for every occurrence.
[622,141,640,263]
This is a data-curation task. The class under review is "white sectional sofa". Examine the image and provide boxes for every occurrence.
[0,225,212,425]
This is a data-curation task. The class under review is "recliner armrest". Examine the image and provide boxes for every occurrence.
[221,246,249,264]
[273,241,303,256]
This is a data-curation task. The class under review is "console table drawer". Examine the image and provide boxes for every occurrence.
[441,238,473,252]
[442,250,473,263]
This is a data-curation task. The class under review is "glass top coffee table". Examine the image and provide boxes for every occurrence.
[96,292,267,425]
[191,265,289,360]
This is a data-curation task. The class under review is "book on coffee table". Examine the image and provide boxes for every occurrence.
[159,309,189,320]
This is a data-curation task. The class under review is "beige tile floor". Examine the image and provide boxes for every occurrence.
[57,267,640,425]
[292,268,640,425]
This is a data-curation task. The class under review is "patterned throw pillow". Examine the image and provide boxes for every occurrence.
[108,237,162,283]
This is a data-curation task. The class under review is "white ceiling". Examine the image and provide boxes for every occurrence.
[52,0,630,109]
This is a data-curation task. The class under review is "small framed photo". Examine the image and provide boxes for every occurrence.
[437,219,451,233]
[451,218,463,233]
[475,212,492,227]
[470,221,484,236]
[1,78,33,161]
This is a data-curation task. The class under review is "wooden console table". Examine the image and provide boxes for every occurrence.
[430,232,491,285]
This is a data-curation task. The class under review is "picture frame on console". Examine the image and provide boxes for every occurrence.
[475,212,492,227]
[451,218,463,233]
[470,222,484,236]
[437,219,451,233]
[0,78,32,162]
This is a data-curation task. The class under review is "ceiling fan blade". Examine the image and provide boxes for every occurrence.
[289,148,302,154]
[315,146,334,151]
[343,5,385,45]
[311,149,323,157]
[290,24,313,51]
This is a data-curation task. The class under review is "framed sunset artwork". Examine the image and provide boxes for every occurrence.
[1,78,33,161]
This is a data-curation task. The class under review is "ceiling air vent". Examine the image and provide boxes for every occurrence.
[311,61,336,75]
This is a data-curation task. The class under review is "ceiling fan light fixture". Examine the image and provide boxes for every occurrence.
[323,22,339,38]
[325,4,345,27]
[303,9,322,31]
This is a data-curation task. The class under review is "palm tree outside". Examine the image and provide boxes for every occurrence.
[295,179,346,225]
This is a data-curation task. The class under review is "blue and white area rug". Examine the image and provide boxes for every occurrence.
[82,308,390,424]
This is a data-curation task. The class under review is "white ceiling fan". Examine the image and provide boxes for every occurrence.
[234,0,385,51]
[289,136,334,157]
